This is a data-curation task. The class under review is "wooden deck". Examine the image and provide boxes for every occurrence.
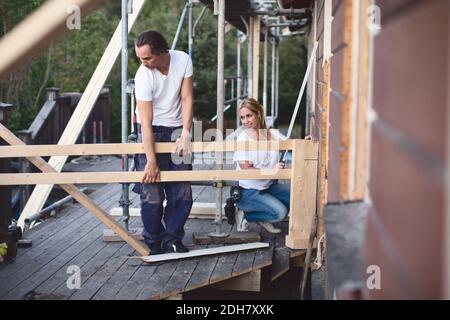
[0,156,304,300]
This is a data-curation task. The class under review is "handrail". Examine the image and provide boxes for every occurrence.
[0,169,292,185]
[0,140,295,157]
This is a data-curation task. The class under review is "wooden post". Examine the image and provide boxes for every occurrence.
[0,103,13,230]
[285,140,319,249]
[16,129,32,212]
[252,15,260,100]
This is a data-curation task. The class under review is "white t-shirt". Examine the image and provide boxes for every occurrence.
[134,50,193,126]
[233,129,288,190]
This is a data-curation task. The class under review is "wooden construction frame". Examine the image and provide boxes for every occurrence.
[0,123,319,251]
[16,0,146,231]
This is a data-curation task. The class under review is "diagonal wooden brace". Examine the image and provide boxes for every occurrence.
[0,123,149,256]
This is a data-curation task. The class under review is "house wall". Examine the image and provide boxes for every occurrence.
[365,0,449,299]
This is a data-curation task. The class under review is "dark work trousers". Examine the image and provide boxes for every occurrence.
[132,124,193,246]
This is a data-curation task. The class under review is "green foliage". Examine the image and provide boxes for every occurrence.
[1,0,307,142]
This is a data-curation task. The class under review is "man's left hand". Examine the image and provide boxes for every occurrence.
[173,129,191,156]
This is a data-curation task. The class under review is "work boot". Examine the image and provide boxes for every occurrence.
[257,222,281,234]
[235,210,249,232]
[163,240,189,253]
[146,241,163,255]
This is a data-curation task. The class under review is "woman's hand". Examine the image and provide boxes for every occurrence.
[277,162,285,169]
[142,161,160,184]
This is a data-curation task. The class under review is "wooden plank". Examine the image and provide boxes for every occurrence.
[353,0,371,200]
[211,270,261,292]
[109,202,224,218]
[0,123,149,255]
[339,0,354,201]
[18,184,121,254]
[91,258,144,300]
[16,0,146,229]
[318,61,331,239]
[114,264,158,300]
[184,255,219,292]
[0,140,294,157]
[192,232,260,245]
[0,169,292,185]
[141,242,268,263]
[4,221,108,299]
[209,253,239,285]
[0,0,106,80]
[68,241,135,300]
[0,215,102,297]
[157,259,200,299]
[231,250,256,277]
[285,141,319,249]
[252,15,261,99]
[135,262,178,300]
[271,247,291,282]
[38,220,138,297]
[253,237,275,270]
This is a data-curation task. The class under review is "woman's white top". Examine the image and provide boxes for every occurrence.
[233,129,287,190]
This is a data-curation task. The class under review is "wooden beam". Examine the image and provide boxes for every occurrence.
[193,232,260,245]
[252,15,261,99]
[317,61,331,239]
[0,0,107,80]
[17,0,146,230]
[210,270,261,292]
[340,0,354,201]
[109,202,224,218]
[0,123,149,256]
[0,169,292,185]
[0,140,294,158]
[353,0,371,200]
[285,140,319,249]
[141,242,269,263]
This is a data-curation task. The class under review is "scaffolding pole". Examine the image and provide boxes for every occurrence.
[120,0,130,230]
[209,0,228,238]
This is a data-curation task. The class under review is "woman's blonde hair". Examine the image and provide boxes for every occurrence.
[239,97,268,129]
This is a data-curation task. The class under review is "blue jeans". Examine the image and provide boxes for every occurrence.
[237,182,290,223]
[133,124,193,246]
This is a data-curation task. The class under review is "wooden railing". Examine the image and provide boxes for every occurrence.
[0,123,319,253]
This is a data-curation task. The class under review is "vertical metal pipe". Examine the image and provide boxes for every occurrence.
[275,17,280,119]
[263,25,268,117]
[271,33,275,117]
[247,16,253,100]
[236,31,242,128]
[188,0,193,58]
[172,3,188,50]
[121,0,130,230]
[210,0,227,237]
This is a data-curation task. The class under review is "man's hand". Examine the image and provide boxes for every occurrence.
[173,128,191,156]
[277,162,286,169]
[142,161,160,184]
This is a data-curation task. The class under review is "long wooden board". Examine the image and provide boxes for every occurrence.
[0,0,106,80]
[0,140,294,157]
[0,169,292,185]
[141,242,269,263]
[17,0,146,229]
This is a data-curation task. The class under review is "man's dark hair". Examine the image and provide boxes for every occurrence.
[135,30,169,55]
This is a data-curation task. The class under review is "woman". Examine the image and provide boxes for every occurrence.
[233,98,290,234]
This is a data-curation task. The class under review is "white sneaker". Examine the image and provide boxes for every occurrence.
[235,210,249,232]
[257,222,281,234]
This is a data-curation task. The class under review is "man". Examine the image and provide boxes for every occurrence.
[133,30,193,254]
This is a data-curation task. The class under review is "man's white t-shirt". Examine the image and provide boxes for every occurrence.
[134,50,193,126]
[233,129,288,190]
